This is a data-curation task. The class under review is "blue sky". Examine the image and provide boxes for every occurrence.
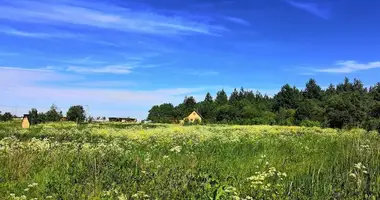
[1,0,380,119]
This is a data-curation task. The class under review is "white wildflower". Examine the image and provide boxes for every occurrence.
[170,146,182,153]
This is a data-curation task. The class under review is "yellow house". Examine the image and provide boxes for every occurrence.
[183,111,202,123]
[22,114,30,129]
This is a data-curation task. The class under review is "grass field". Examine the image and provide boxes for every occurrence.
[0,122,379,199]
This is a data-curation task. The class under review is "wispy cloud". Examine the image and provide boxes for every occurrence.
[0,66,218,119]
[284,0,331,19]
[315,61,380,73]
[72,81,137,88]
[0,26,83,39]
[0,66,50,72]
[190,71,219,76]
[67,65,133,74]
[62,56,108,65]
[0,0,226,36]
[222,16,250,26]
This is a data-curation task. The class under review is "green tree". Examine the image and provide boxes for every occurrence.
[66,105,86,123]
[198,93,216,123]
[276,108,296,126]
[147,105,160,122]
[28,108,39,125]
[229,88,240,105]
[324,92,366,129]
[303,79,323,100]
[46,104,63,122]
[273,84,301,111]
[159,103,175,123]
[204,92,213,103]
[325,84,336,96]
[215,90,228,106]
[2,112,13,121]
[336,77,353,93]
[295,99,324,124]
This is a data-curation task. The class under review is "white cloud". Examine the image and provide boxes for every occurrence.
[223,16,250,26]
[62,56,108,65]
[72,81,137,88]
[0,66,214,119]
[190,71,219,76]
[315,61,380,73]
[0,0,226,36]
[67,65,133,74]
[284,0,330,19]
[0,27,82,39]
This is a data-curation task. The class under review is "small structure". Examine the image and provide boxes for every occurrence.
[60,117,67,121]
[22,114,30,129]
[109,117,137,123]
[183,111,202,123]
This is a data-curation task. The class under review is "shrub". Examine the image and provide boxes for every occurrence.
[300,120,321,127]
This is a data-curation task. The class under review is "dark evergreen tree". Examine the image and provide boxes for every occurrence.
[229,88,240,105]
[215,90,228,105]
[304,79,323,100]
[204,92,213,103]
[273,84,301,111]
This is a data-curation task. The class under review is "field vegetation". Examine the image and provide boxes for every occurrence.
[0,122,379,199]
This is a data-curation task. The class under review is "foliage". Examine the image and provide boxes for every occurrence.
[0,112,13,122]
[27,105,64,125]
[0,123,379,199]
[66,105,86,123]
[45,104,63,122]
[148,78,380,131]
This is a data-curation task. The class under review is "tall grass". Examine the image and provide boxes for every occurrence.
[0,123,379,199]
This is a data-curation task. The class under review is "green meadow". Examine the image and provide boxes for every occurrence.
[0,122,379,199]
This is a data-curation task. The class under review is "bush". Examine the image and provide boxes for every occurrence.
[193,119,201,125]
[300,120,321,127]
[0,112,13,121]
[67,105,86,123]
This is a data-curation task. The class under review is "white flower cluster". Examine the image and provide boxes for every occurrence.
[170,145,182,153]
[247,167,287,191]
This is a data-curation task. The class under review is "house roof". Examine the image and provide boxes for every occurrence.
[109,117,137,120]
[188,110,202,118]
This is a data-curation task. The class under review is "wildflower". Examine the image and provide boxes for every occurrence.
[46,196,53,199]
[24,188,29,192]
[10,193,15,197]
[163,155,169,159]
[354,162,366,170]
[349,173,356,178]
[170,146,182,153]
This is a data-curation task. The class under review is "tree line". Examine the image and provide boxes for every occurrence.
[0,111,14,122]
[147,78,380,131]
[28,105,86,125]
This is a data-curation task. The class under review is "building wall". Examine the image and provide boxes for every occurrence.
[22,118,30,129]
[186,111,202,122]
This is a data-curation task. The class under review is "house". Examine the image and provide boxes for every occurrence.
[109,117,137,123]
[22,114,30,129]
[183,111,202,123]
